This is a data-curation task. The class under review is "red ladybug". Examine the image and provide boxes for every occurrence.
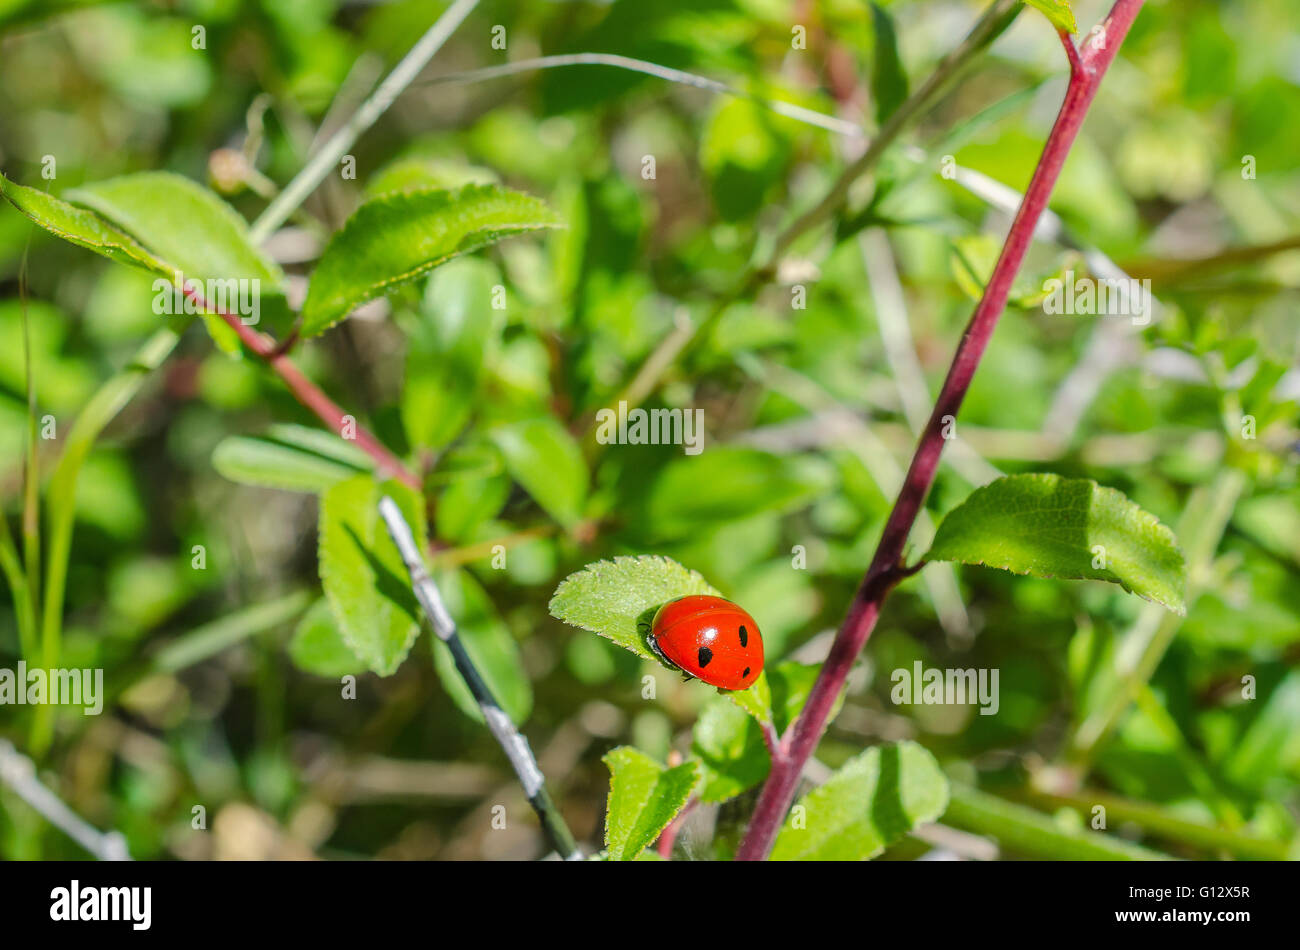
[648,595,764,691]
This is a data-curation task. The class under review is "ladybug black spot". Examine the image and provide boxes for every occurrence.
[743,667,751,679]
[697,646,713,668]
[739,625,748,647]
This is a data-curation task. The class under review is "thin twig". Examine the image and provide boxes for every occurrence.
[765,0,1020,267]
[858,228,1002,488]
[0,739,131,860]
[736,2,1149,861]
[592,0,1021,438]
[377,496,582,861]
[743,360,973,640]
[415,53,866,139]
[26,8,481,739]
[249,0,482,244]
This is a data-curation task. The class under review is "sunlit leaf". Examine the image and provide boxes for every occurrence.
[1024,0,1077,34]
[770,741,949,860]
[301,184,562,337]
[317,475,424,675]
[602,747,699,861]
[927,474,1186,614]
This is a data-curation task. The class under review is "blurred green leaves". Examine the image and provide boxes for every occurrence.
[644,448,832,541]
[402,259,501,453]
[212,424,373,493]
[870,3,908,125]
[490,417,588,531]
[0,171,287,350]
[289,598,360,678]
[0,173,169,276]
[67,172,284,291]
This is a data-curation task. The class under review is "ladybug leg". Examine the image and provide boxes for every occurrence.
[645,631,690,678]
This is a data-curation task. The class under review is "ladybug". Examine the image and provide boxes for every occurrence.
[647,595,764,691]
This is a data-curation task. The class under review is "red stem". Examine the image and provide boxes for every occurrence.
[181,285,420,491]
[656,798,697,859]
[735,0,1146,862]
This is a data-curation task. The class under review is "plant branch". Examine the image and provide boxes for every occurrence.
[942,783,1170,861]
[416,53,865,139]
[0,739,131,860]
[182,284,419,491]
[588,0,1021,438]
[766,0,1020,268]
[736,1,1148,862]
[378,497,582,861]
[1024,783,1289,860]
[655,797,697,859]
[26,9,483,756]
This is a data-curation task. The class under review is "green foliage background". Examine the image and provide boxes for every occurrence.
[0,0,1297,860]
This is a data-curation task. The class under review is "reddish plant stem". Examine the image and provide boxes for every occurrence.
[656,798,697,859]
[181,285,420,491]
[736,0,1146,862]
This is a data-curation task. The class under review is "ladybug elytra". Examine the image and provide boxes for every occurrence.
[648,595,764,691]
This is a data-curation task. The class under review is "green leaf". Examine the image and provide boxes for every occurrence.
[66,172,284,290]
[0,172,172,275]
[212,424,373,493]
[870,3,909,125]
[289,598,361,677]
[692,699,770,804]
[66,172,288,351]
[602,747,700,861]
[927,474,1186,614]
[770,741,949,860]
[152,590,313,675]
[549,555,772,723]
[693,662,843,803]
[317,475,425,676]
[1023,0,1077,34]
[435,468,511,543]
[550,556,718,662]
[1223,670,1300,789]
[365,156,499,198]
[301,184,562,337]
[402,258,501,451]
[430,569,533,726]
[645,448,831,541]
[490,417,588,529]
[699,98,789,220]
